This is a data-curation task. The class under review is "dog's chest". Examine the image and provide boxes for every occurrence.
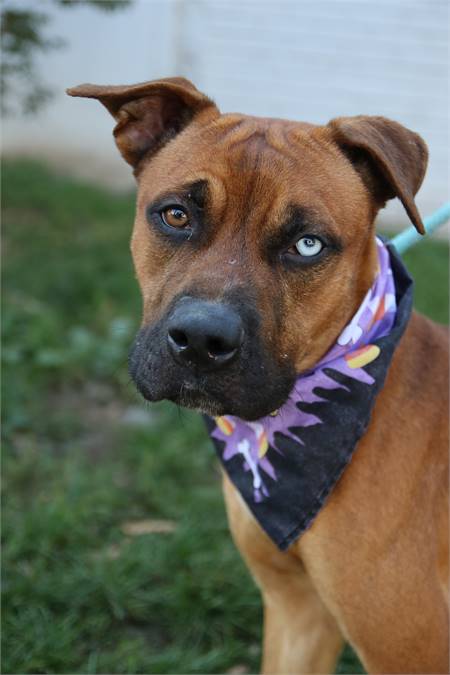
[221,472,302,573]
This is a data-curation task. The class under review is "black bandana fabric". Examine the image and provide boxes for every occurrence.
[205,244,413,551]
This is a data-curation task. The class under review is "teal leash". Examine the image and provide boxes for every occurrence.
[389,201,450,254]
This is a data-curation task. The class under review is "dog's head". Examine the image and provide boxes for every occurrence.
[68,78,427,420]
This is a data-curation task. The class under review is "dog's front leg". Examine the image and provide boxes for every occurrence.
[260,577,344,674]
[222,474,343,674]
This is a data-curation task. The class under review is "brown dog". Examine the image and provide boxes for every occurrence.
[68,78,449,674]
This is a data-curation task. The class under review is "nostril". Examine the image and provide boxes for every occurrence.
[206,337,235,357]
[169,328,189,349]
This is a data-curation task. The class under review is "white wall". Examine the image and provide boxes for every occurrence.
[3,0,174,188]
[3,0,449,230]
[182,0,449,228]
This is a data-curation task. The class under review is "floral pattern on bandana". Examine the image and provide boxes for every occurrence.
[211,238,397,502]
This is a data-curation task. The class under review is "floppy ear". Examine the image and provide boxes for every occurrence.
[67,77,218,169]
[328,115,428,234]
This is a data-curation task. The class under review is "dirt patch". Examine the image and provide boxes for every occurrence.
[45,380,157,459]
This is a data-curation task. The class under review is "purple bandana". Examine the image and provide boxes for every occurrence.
[206,240,413,550]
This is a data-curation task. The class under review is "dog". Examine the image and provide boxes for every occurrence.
[68,78,449,674]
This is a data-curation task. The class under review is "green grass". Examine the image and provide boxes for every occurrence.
[2,159,448,674]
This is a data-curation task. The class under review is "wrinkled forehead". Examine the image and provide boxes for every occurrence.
[136,113,365,230]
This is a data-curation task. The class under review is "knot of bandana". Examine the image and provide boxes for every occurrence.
[210,238,397,503]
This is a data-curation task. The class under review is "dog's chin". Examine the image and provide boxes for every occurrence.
[171,388,230,418]
[137,379,293,422]
[172,390,283,421]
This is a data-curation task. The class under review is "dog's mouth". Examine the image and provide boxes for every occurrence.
[129,351,295,421]
[129,301,295,420]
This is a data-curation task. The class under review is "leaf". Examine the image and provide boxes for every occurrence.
[120,519,177,536]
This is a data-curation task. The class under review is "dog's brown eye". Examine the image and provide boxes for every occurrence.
[161,207,189,229]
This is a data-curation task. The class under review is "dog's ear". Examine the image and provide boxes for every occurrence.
[67,77,218,169]
[328,116,428,234]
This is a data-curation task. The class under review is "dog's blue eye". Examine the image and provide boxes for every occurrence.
[295,236,323,257]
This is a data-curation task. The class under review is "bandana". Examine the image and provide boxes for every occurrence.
[205,239,413,550]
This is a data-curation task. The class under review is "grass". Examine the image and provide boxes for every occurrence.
[2,159,448,674]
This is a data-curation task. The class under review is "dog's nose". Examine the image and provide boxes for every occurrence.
[167,299,243,369]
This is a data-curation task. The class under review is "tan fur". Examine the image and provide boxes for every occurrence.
[225,312,449,673]
[68,78,449,674]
